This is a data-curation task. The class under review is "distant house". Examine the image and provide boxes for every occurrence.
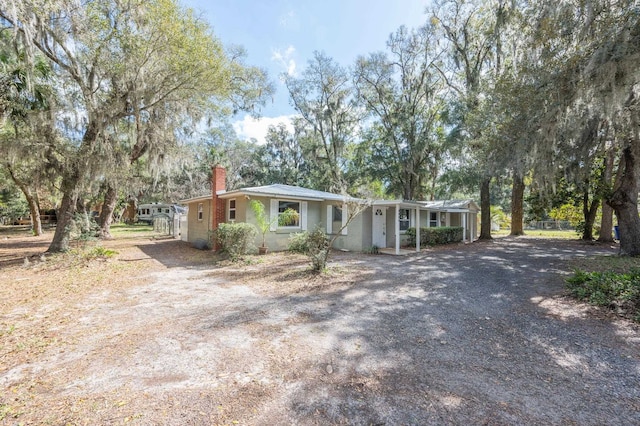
[180,166,479,254]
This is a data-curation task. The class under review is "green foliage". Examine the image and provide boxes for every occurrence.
[549,203,583,227]
[213,222,257,260]
[250,200,270,246]
[287,228,330,272]
[0,187,28,222]
[84,246,118,260]
[354,25,445,200]
[287,232,310,254]
[405,226,464,247]
[490,206,510,230]
[566,268,640,321]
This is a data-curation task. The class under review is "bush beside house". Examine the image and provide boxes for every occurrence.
[406,226,464,247]
[213,222,257,260]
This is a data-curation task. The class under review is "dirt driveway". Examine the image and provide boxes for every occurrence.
[1,235,639,424]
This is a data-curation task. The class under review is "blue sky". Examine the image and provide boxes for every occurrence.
[181,0,431,142]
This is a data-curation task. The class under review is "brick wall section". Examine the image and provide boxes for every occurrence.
[211,165,226,250]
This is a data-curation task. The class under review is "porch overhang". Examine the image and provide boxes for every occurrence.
[372,199,478,255]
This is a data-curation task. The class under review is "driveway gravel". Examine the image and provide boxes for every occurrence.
[2,236,639,424]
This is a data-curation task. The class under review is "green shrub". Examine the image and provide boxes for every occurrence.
[566,268,640,321]
[288,232,310,254]
[84,246,118,260]
[287,228,330,271]
[213,222,257,260]
[406,226,464,247]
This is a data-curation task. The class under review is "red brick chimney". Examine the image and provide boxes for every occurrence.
[212,165,226,250]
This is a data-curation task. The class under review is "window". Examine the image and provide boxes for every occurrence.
[430,212,438,227]
[332,205,343,222]
[197,203,203,221]
[399,209,410,231]
[278,200,300,227]
[228,199,236,221]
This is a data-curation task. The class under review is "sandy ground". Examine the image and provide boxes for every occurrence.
[1,229,639,425]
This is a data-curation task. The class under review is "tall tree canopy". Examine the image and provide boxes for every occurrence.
[0,0,273,251]
[521,0,640,253]
[354,25,446,201]
[286,51,360,193]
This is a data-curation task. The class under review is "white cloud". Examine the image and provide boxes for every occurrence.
[271,45,297,77]
[233,114,296,145]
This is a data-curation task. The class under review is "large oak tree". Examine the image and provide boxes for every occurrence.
[1,0,272,250]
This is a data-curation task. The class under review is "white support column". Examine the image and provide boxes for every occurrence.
[462,212,467,242]
[416,207,420,252]
[395,204,400,255]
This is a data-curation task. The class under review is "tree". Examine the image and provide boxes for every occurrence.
[1,0,273,251]
[431,0,513,240]
[597,143,617,242]
[286,52,360,192]
[524,0,640,254]
[0,31,58,235]
[254,122,308,187]
[354,25,446,200]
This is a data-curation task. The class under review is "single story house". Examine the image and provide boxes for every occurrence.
[180,166,479,254]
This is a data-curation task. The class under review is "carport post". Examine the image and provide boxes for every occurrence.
[416,207,420,252]
[463,212,467,242]
[395,204,400,255]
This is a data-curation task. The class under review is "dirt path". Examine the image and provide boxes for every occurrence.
[1,235,639,424]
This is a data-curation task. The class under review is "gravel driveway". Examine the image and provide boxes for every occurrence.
[3,237,639,424]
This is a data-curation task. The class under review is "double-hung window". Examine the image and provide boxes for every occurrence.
[228,199,236,221]
[399,209,410,231]
[429,212,438,227]
[197,203,203,221]
[278,200,300,227]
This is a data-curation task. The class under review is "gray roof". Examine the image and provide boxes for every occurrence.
[218,184,350,202]
[184,183,479,212]
[421,199,480,211]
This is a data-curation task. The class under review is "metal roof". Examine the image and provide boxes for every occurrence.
[217,184,351,202]
[373,199,480,212]
[421,199,480,212]
[182,184,479,213]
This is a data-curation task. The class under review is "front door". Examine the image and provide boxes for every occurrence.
[372,207,387,248]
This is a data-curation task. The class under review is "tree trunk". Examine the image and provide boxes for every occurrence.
[598,146,616,242]
[479,176,493,240]
[98,184,117,239]
[48,121,99,252]
[599,201,614,242]
[48,185,78,252]
[121,199,136,223]
[608,145,640,256]
[27,191,43,237]
[510,172,525,236]
[581,189,599,241]
[6,164,43,236]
